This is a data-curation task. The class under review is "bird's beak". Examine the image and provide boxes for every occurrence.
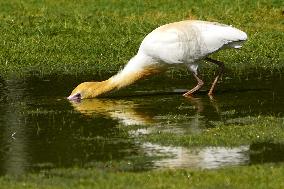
[67,92,81,102]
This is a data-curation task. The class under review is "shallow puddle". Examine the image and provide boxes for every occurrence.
[0,73,283,175]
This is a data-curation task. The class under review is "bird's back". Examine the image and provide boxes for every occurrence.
[139,20,247,64]
[190,20,247,51]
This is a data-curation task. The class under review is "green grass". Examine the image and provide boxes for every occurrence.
[137,116,284,147]
[1,115,283,188]
[0,0,283,77]
[1,164,284,189]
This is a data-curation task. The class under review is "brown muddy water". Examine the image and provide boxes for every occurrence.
[0,72,283,175]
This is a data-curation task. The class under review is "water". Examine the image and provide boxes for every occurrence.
[0,73,283,175]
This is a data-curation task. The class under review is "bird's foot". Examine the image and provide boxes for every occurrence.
[183,92,194,98]
[208,93,216,101]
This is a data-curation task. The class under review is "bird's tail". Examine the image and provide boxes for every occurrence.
[226,40,246,49]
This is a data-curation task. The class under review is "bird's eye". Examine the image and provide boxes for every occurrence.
[67,92,81,101]
[74,92,81,99]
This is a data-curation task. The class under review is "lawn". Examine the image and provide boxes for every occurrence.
[0,0,283,188]
[1,164,284,189]
[0,0,283,77]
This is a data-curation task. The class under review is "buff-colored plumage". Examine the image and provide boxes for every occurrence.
[71,98,153,125]
[68,20,247,100]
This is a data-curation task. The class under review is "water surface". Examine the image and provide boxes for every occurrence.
[0,73,283,175]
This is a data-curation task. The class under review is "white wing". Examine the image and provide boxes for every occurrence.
[192,21,247,54]
[138,20,247,64]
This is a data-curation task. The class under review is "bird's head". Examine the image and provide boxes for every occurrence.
[68,79,117,101]
[67,82,103,101]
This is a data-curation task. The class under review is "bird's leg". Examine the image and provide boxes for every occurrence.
[205,57,224,96]
[183,72,204,97]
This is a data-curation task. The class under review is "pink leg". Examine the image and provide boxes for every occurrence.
[205,58,225,96]
[183,73,204,97]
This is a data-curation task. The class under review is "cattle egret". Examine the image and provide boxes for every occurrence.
[68,20,247,100]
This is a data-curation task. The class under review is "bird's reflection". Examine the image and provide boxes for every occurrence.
[69,96,222,133]
[70,98,154,125]
[68,96,254,169]
[142,142,249,169]
[69,95,221,127]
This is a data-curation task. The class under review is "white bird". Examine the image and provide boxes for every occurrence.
[68,20,247,100]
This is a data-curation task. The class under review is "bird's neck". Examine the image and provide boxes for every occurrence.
[93,54,164,97]
[109,54,163,89]
[92,54,162,97]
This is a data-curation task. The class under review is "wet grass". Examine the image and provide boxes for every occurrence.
[0,0,283,77]
[138,116,284,147]
[0,163,284,189]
